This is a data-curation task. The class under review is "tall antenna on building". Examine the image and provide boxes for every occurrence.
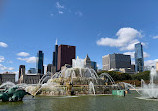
[55,39,58,45]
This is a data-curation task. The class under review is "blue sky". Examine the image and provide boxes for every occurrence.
[0,0,158,74]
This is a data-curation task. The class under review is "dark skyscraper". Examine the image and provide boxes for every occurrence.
[57,45,76,71]
[91,61,97,71]
[53,52,55,66]
[52,40,58,71]
[37,50,44,75]
[135,43,144,73]
[47,64,53,73]
[19,65,25,79]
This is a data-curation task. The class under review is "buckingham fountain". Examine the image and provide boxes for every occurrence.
[26,57,118,96]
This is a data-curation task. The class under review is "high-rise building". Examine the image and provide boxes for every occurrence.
[57,45,76,71]
[102,53,131,70]
[84,54,97,71]
[47,64,52,73]
[52,40,58,71]
[37,51,44,75]
[84,54,91,68]
[91,61,97,71]
[19,65,25,79]
[102,55,111,70]
[156,62,158,71]
[135,43,144,73]
[47,64,56,74]
[28,68,36,74]
[131,64,135,72]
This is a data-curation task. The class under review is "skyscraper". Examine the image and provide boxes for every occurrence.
[102,55,111,70]
[91,61,97,71]
[19,65,25,79]
[37,51,44,75]
[52,40,58,71]
[46,64,56,74]
[102,53,131,70]
[135,43,144,73]
[47,64,53,73]
[57,45,76,71]
[84,54,91,68]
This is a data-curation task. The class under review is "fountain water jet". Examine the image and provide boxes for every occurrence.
[0,81,15,89]
[119,82,141,95]
[141,68,158,98]
[89,81,95,95]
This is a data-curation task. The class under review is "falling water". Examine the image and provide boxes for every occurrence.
[120,82,141,95]
[141,68,158,98]
[89,81,96,95]
[72,56,85,68]
[0,81,15,89]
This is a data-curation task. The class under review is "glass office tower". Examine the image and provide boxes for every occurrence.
[37,51,44,75]
[135,43,144,73]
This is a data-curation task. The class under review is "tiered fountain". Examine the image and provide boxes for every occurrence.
[27,57,117,96]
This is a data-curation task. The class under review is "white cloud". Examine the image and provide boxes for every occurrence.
[153,36,158,39]
[7,67,14,70]
[56,2,64,9]
[0,42,8,47]
[0,56,4,62]
[50,13,54,16]
[120,40,142,51]
[124,52,135,58]
[75,11,83,17]
[0,64,14,71]
[144,59,158,67]
[143,52,150,58]
[7,61,13,63]
[97,33,102,37]
[55,2,83,17]
[17,56,36,63]
[123,51,150,58]
[97,27,144,51]
[17,52,30,57]
[58,11,64,14]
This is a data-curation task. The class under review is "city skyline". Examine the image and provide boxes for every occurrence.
[0,0,158,74]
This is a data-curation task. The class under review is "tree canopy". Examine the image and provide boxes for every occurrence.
[97,70,150,81]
